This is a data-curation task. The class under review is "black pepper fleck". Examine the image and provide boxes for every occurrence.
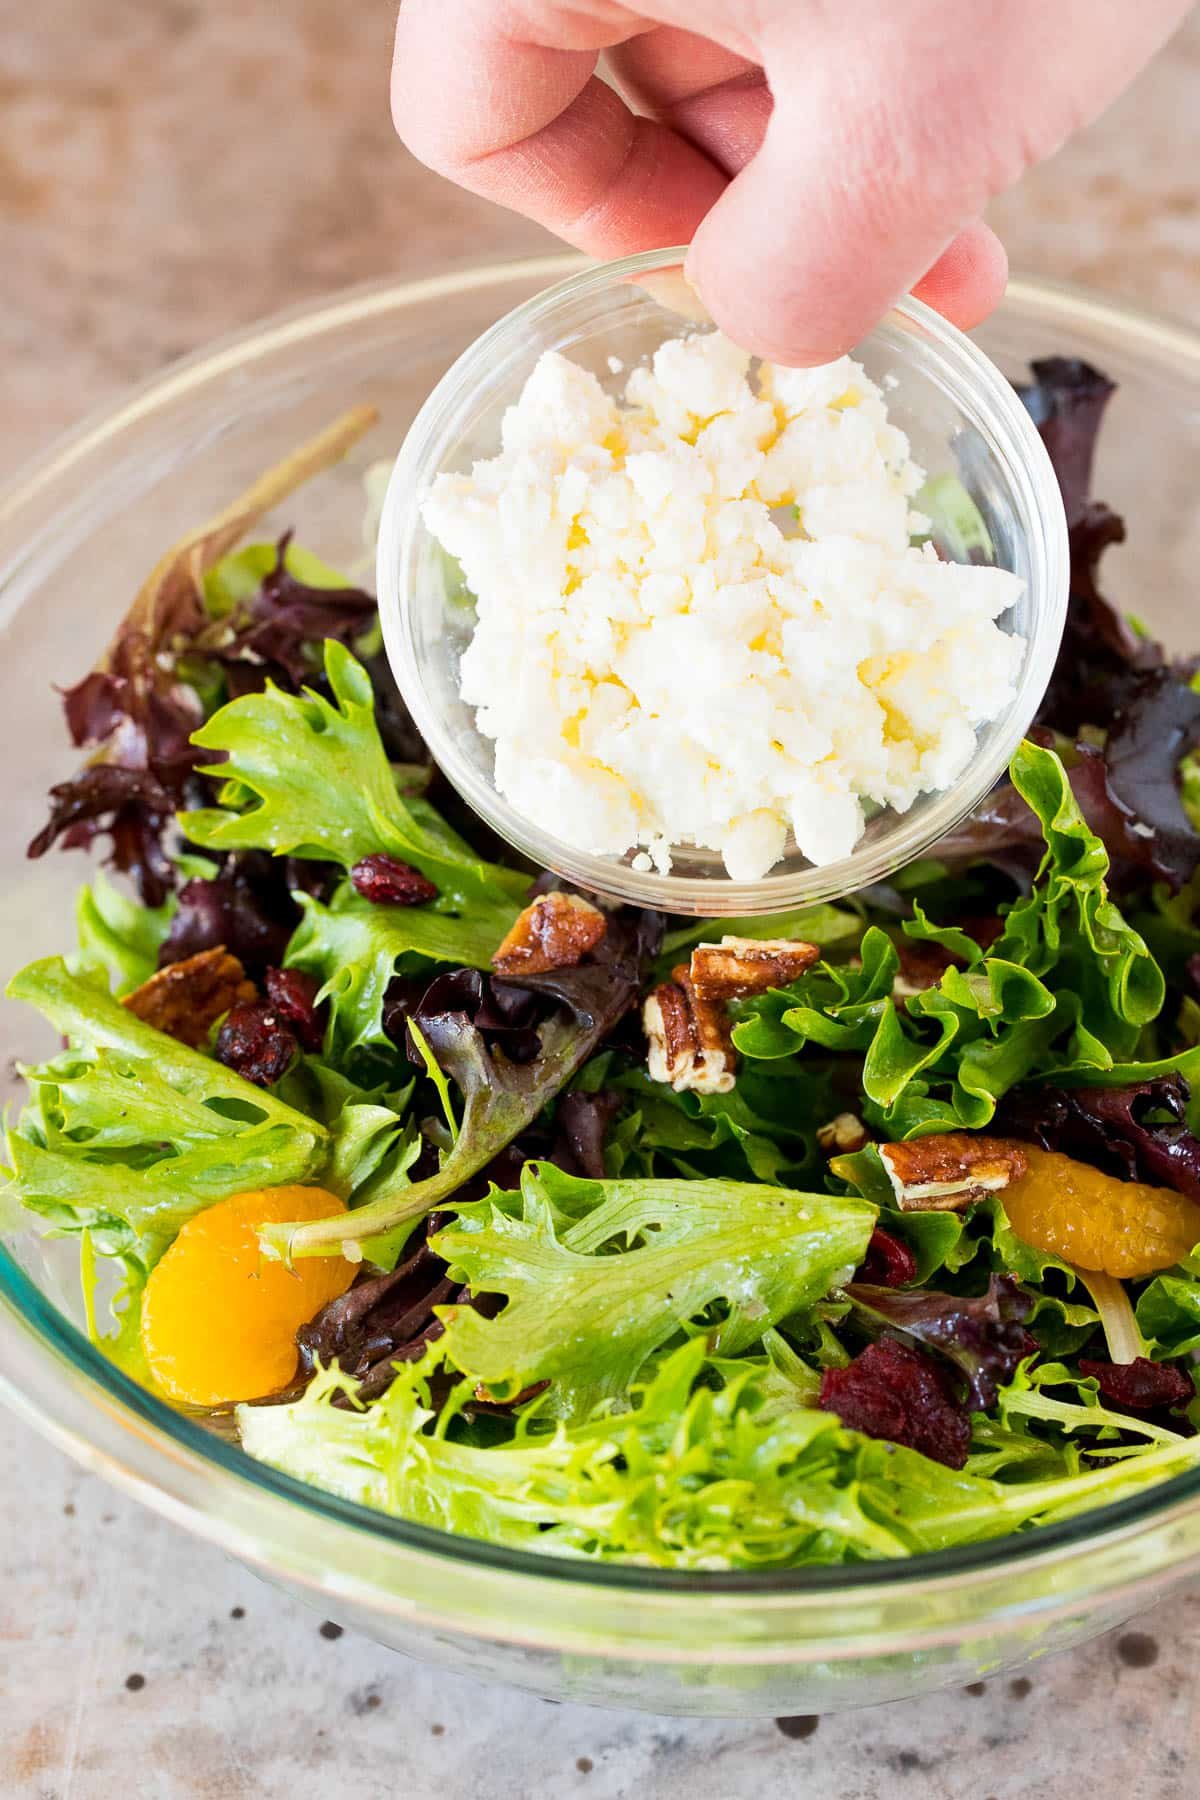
[230,1606,245,1620]
[319,1620,344,1641]
[347,1686,384,1717]
[775,1715,820,1740]
[125,1674,145,1692]
[576,1758,594,1774]
[63,1502,76,1517]
[431,1724,445,1738]
[1009,1676,1033,1699]
[1116,1631,1159,1668]
[964,1682,987,1696]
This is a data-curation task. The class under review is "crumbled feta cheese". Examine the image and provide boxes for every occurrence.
[421,334,1025,880]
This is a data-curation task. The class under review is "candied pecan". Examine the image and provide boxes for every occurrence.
[643,964,735,1095]
[215,1000,299,1087]
[892,950,954,1002]
[1079,1356,1194,1413]
[492,891,607,976]
[879,1132,1028,1212]
[817,1111,869,1155]
[688,935,819,1000]
[819,1337,971,1469]
[892,918,1004,1002]
[264,967,325,1053]
[350,853,438,906]
[121,946,256,1048]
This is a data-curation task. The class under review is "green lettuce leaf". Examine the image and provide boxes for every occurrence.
[180,640,524,920]
[274,1059,415,1206]
[202,539,357,617]
[735,743,1167,1137]
[607,1061,830,1186]
[238,1333,1200,1568]
[430,1162,876,1417]
[5,957,328,1263]
[284,882,506,1061]
[80,1242,151,1385]
[1136,1251,1200,1358]
[72,870,176,998]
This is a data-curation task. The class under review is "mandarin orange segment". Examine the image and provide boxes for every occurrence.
[1002,1147,1200,1279]
[141,1186,357,1406]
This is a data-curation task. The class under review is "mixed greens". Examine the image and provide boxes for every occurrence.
[8,360,1200,1571]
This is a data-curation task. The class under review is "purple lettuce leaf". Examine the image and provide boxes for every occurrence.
[1102,669,1200,887]
[844,1273,1037,1410]
[296,1238,464,1402]
[995,1073,1200,1202]
[259,909,662,1262]
[1017,357,1164,736]
[292,1088,623,1402]
[934,705,1200,895]
[28,621,209,906]
[201,533,377,695]
[1017,357,1114,527]
[158,851,304,978]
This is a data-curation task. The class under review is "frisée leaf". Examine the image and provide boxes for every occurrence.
[181,641,526,918]
[4,958,327,1263]
[431,1162,877,1418]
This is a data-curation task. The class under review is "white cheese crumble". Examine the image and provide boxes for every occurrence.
[421,332,1025,880]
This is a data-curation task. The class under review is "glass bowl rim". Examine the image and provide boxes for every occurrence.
[2,256,1200,1620]
[376,245,1070,914]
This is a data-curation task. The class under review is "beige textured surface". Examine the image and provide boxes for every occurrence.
[2,4,1200,1793]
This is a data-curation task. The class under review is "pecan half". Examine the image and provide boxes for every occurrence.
[492,891,607,976]
[689,935,819,1000]
[818,1112,869,1154]
[893,919,1004,1003]
[643,964,735,1095]
[121,946,256,1048]
[880,1132,1028,1212]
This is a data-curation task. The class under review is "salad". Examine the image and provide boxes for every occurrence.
[7,357,1200,1572]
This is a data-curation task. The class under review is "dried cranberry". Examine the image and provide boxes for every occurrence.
[264,967,326,1053]
[856,1227,918,1289]
[350,854,438,906]
[819,1337,972,1469]
[1079,1356,1195,1413]
[894,938,958,989]
[215,1001,298,1087]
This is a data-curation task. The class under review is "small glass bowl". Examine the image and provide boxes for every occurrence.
[377,247,1069,916]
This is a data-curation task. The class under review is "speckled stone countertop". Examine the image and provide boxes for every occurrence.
[3,7,1200,1794]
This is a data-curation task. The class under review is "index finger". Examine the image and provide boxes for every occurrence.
[391,0,729,256]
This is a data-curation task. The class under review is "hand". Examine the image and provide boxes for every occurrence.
[392,0,1190,364]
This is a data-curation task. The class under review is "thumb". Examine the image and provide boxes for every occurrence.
[685,0,1191,365]
[683,66,1005,365]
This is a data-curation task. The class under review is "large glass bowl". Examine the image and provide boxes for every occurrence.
[1,261,1198,1719]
